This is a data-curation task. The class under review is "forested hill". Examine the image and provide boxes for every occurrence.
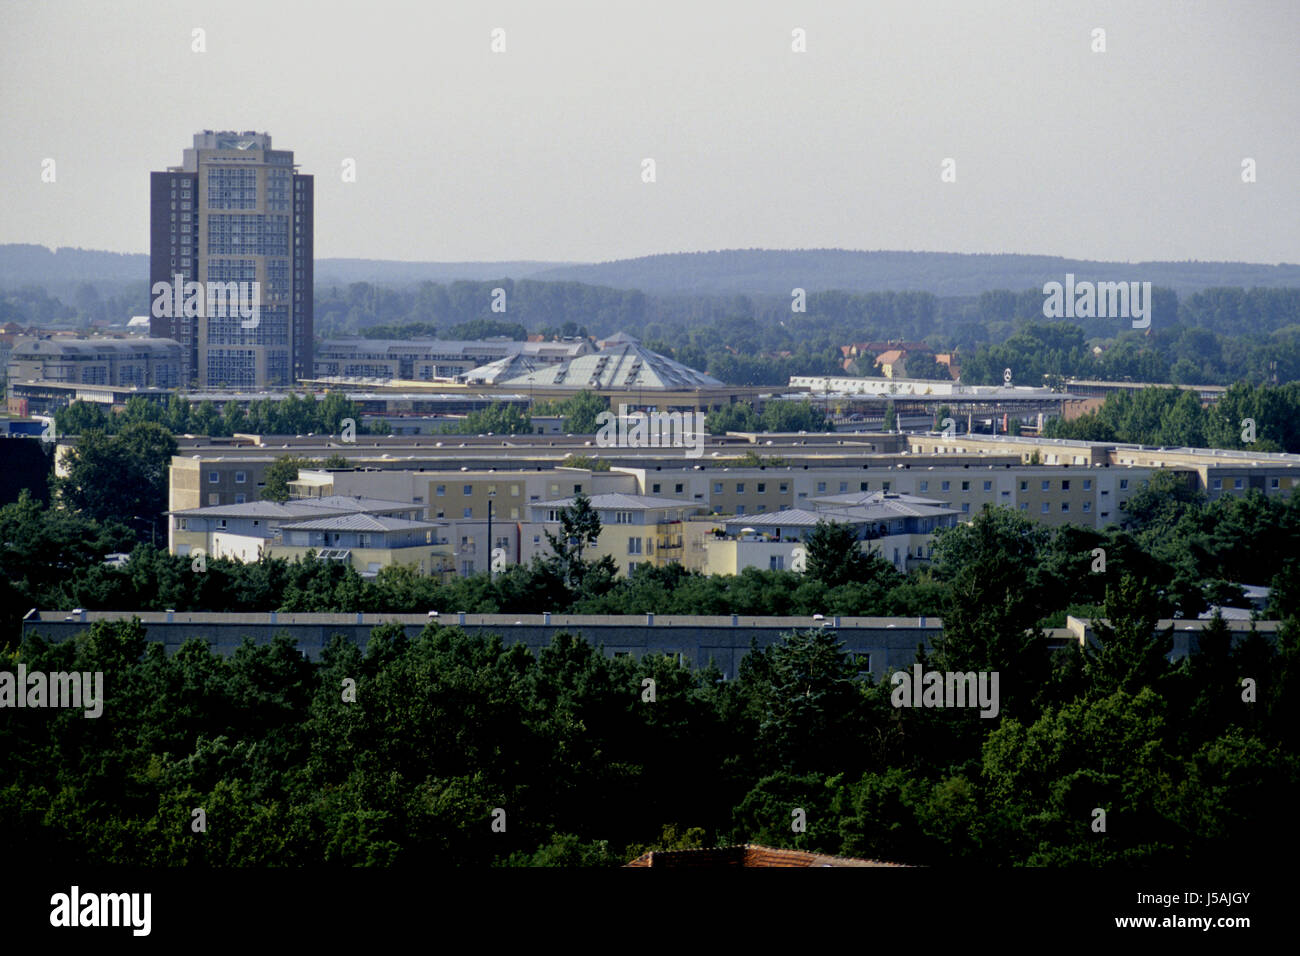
[4,243,1298,297]
[533,249,1300,296]
[0,245,566,287]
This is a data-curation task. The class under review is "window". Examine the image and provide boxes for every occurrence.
[941,480,950,491]
[736,483,745,493]
[1213,479,1222,490]
[779,483,788,493]
[235,471,246,484]
[736,505,745,515]
[817,482,826,492]
[1061,480,1070,491]
[1271,478,1280,489]
[883,482,891,492]
[757,483,765,493]
[983,480,992,491]
[1082,501,1092,513]
[1041,502,1050,513]
[1019,480,1028,491]
[919,481,928,492]
[218,519,227,529]
[1041,480,1050,491]
[860,482,869,492]
[1061,502,1070,512]
[208,471,219,484]
[1119,479,1128,490]
[511,484,520,496]
[629,538,643,554]
[961,503,970,513]
[652,483,661,493]
[713,482,723,493]
[463,507,472,518]
[573,484,582,493]
[839,482,848,492]
[234,494,245,504]
[1233,478,1243,490]
[675,483,684,494]
[463,485,472,496]
[961,481,970,491]
[436,485,445,496]
[1083,479,1092,490]
[769,555,784,570]
[1018,502,1028,511]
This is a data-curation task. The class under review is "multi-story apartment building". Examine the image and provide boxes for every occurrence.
[150,130,312,388]
[524,493,707,576]
[160,431,1300,577]
[691,492,961,576]
[167,495,451,579]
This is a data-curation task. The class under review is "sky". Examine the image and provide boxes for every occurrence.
[1,0,1297,265]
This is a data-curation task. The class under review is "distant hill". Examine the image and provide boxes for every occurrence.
[313,258,575,285]
[533,249,1300,297]
[0,245,570,288]
[3,244,1297,297]
[0,245,146,285]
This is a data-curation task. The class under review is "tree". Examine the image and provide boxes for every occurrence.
[706,403,761,435]
[114,422,178,527]
[904,352,948,380]
[54,400,112,436]
[805,520,874,588]
[455,402,531,435]
[762,400,831,433]
[544,491,607,587]
[51,424,176,533]
[1084,573,1173,697]
[1120,470,1203,532]
[560,454,611,471]
[558,391,609,435]
[883,403,897,432]
[261,455,316,502]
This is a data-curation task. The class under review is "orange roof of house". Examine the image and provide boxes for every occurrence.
[875,349,905,365]
[625,844,907,868]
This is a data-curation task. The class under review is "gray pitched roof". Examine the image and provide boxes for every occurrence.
[280,514,439,532]
[501,343,723,390]
[171,495,415,519]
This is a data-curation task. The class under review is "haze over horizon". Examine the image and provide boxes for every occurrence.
[3,0,1297,265]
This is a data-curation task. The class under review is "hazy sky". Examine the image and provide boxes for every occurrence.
[2,0,1297,264]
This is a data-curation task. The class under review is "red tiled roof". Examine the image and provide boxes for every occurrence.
[625,844,908,867]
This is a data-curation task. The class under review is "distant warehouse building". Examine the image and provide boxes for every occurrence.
[313,337,593,381]
[6,337,182,413]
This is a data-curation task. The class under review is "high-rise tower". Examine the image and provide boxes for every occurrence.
[150,130,313,388]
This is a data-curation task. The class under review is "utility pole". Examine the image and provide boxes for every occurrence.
[486,489,495,580]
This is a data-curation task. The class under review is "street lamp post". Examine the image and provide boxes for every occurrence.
[486,490,495,579]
